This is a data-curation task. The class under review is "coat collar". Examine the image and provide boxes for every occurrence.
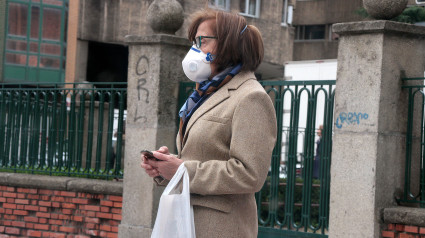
[180,72,256,147]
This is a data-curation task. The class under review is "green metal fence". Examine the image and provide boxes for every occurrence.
[178,80,335,237]
[400,77,425,206]
[0,82,127,179]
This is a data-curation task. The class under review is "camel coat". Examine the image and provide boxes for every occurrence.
[159,72,277,238]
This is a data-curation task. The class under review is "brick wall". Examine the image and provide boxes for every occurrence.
[0,184,122,238]
[382,224,425,238]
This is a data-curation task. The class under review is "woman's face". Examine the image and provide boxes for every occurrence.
[196,19,218,76]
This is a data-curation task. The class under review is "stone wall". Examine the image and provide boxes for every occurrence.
[0,173,122,238]
[292,0,363,25]
[382,207,425,238]
[293,41,339,61]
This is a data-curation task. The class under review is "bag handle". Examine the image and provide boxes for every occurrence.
[163,163,188,195]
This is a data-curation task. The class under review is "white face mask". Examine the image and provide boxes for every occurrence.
[182,46,214,83]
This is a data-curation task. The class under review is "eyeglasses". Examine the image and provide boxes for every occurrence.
[193,36,217,49]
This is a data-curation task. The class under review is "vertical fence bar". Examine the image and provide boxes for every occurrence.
[75,91,85,171]
[28,91,41,169]
[39,92,49,169]
[288,85,300,229]
[19,91,31,168]
[272,85,283,228]
[57,91,67,170]
[301,86,314,232]
[95,92,105,173]
[85,91,95,172]
[67,92,77,173]
[0,90,6,166]
[48,91,58,173]
[115,91,125,176]
[269,85,282,228]
[322,87,335,232]
[11,91,23,169]
[4,91,14,167]
[404,88,414,201]
[105,91,115,174]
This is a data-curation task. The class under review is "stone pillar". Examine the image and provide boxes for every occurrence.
[118,34,189,238]
[118,1,187,236]
[329,21,425,237]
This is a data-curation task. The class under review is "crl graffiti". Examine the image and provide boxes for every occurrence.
[335,112,368,129]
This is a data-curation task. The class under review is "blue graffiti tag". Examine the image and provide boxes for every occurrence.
[335,112,369,129]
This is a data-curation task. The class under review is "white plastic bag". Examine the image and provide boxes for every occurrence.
[151,163,196,238]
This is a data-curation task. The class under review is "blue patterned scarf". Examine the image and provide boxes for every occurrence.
[179,64,242,138]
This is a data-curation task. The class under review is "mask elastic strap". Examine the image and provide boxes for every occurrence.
[240,25,248,35]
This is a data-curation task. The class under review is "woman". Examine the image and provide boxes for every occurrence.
[141,8,277,238]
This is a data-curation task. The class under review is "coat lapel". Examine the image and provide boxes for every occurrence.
[182,87,230,145]
[181,72,256,147]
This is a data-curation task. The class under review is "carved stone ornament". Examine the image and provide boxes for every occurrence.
[363,0,408,20]
[147,0,184,35]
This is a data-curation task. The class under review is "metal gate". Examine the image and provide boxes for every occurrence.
[178,80,335,238]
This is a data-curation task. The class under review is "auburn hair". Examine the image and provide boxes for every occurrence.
[187,9,264,73]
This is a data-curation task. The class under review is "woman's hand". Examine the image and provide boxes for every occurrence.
[156,146,170,155]
[141,146,182,180]
[141,154,160,178]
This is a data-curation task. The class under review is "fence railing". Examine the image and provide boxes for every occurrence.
[178,80,336,237]
[0,82,127,180]
[400,77,425,206]
[257,80,335,237]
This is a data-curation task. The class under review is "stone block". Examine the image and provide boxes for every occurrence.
[384,207,425,227]
[67,178,123,195]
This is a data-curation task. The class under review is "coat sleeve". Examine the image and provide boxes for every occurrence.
[184,90,277,195]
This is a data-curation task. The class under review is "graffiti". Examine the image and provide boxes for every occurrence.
[136,56,149,76]
[134,107,147,123]
[335,112,369,129]
[133,55,150,123]
[137,78,149,103]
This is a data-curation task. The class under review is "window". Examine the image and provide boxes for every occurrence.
[295,25,326,41]
[209,0,230,10]
[3,0,68,83]
[281,0,293,26]
[239,0,260,18]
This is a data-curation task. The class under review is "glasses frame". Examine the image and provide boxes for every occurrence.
[193,36,217,49]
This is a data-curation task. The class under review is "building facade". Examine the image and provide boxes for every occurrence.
[2,0,421,83]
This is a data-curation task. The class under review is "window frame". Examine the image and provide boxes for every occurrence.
[209,0,231,11]
[2,0,68,83]
[239,0,261,18]
[281,0,293,26]
[294,24,327,42]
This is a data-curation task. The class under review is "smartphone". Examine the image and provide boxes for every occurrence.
[141,150,160,161]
